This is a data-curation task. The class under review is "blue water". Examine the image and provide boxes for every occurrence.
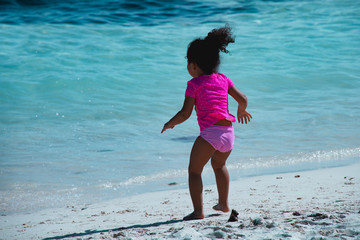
[1,0,360,214]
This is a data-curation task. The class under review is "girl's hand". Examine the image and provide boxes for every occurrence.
[161,122,174,133]
[237,108,252,124]
[161,97,195,134]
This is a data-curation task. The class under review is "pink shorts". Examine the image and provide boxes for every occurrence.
[200,125,234,152]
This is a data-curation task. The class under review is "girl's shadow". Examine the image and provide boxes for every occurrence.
[42,214,222,240]
[43,219,183,240]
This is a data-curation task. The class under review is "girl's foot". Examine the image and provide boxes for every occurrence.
[183,211,204,221]
[212,204,230,212]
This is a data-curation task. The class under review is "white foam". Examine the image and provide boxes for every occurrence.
[228,147,360,170]
[99,147,359,189]
[99,169,187,189]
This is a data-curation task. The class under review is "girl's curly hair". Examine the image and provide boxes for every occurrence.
[186,25,235,74]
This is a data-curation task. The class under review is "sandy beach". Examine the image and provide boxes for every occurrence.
[1,162,359,240]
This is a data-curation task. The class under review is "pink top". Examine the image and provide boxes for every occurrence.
[185,73,236,131]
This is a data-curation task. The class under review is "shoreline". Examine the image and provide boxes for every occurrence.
[1,162,359,239]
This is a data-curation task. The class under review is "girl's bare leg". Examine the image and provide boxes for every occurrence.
[183,137,215,221]
[211,150,231,212]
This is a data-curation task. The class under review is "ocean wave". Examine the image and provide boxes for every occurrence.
[0,0,257,25]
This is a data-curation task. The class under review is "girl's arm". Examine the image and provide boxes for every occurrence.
[228,85,252,124]
[161,97,195,133]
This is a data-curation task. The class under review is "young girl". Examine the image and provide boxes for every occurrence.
[161,26,252,221]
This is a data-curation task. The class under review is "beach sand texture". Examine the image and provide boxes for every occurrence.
[1,163,359,240]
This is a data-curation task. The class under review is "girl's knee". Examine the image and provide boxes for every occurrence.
[188,165,203,176]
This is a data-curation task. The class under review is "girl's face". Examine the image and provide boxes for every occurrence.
[187,62,203,78]
[187,62,196,78]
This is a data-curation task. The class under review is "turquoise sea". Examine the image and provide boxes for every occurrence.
[1,0,359,214]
